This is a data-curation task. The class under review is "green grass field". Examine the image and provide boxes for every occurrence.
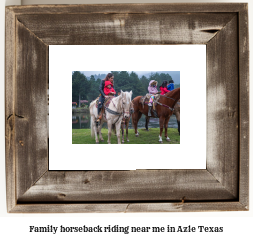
[72,128,180,144]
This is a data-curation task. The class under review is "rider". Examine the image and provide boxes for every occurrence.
[147,80,158,117]
[97,73,114,123]
[167,79,175,91]
[104,80,116,96]
[160,80,170,95]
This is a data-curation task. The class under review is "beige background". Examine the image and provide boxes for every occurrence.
[1,0,252,221]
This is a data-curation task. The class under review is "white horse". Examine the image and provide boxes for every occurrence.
[89,91,132,144]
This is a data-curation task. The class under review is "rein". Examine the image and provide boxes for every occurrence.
[159,94,176,101]
[155,92,179,111]
[156,101,174,111]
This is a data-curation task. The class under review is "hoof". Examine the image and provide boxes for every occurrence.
[100,139,104,142]
[127,139,130,142]
[159,141,163,144]
[166,139,171,142]
[96,142,99,144]
[135,134,139,137]
[122,141,124,143]
[146,129,149,131]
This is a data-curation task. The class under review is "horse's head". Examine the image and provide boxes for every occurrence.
[120,90,132,119]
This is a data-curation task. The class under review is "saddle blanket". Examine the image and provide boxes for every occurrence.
[139,94,161,108]
[95,96,114,108]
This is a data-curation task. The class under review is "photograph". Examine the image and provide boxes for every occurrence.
[72,71,180,144]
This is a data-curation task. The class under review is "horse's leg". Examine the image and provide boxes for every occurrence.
[116,121,122,144]
[134,112,142,136]
[90,114,99,144]
[126,118,130,142]
[98,120,104,141]
[121,122,124,143]
[175,111,180,135]
[132,111,140,136]
[93,117,99,144]
[107,120,112,144]
[111,123,116,136]
[159,116,165,143]
[145,116,150,131]
[164,116,171,142]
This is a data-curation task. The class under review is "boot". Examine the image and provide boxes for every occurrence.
[148,105,152,117]
[152,103,158,118]
[97,106,104,122]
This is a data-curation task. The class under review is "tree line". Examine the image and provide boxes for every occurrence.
[72,71,179,107]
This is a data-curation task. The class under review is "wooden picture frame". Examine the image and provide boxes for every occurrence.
[5,3,249,213]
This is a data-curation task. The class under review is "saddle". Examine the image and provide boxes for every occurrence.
[139,94,161,109]
[95,96,114,108]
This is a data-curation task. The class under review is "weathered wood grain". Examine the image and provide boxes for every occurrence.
[126,202,248,213]
[5,3,249,213]
[16,13,235,45]
[15,20,48,200]
[5,7,17,212]
[206,16,239,198]
[238,4,249,209]
[7,3,246,15]
[10,202,247,213]
[18,170,236,202]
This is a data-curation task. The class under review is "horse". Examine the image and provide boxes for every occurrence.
[89,91,132,144]
[145,99,180,135]
[112,101,134,143]
[174,99,180,135]
[132,88,180,143]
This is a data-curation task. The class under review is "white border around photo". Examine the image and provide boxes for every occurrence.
[49,45,206,170]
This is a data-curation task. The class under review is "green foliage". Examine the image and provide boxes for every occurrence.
[149,72,173,87]
[72,71,90,106]
[87,75,100,101]
[140,75,149,91]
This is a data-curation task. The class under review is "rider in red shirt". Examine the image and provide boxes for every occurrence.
[159,81,170,95]
[104,80,116,96]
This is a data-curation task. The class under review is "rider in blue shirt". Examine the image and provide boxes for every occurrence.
[167,79,175,91]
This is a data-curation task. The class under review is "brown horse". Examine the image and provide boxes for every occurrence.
[145,99,180,135]
[132,88,180,143]
[174,99,180,135]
